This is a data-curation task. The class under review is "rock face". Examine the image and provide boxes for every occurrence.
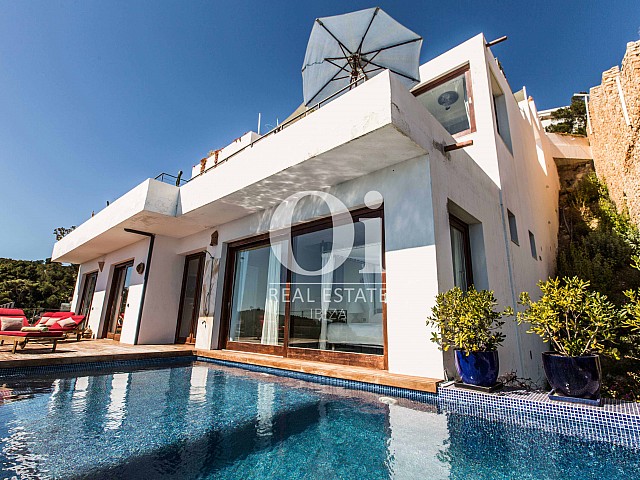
[589,40,640,225]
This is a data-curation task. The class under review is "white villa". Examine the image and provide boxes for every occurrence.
[52,32,583,382]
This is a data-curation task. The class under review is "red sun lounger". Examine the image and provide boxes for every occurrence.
[0,308,64,353]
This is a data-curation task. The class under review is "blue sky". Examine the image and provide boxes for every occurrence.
[1,0,639,261]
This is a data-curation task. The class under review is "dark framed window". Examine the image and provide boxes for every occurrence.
[449,215,473,291]
[221,206,386,369]
[507,210,519,245]
[175,252,206,344]
[77,271,98,317]
[413,65,476,136]
[103,261,134,341]
[529,231,538,260]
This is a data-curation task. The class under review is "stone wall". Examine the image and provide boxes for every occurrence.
[589,40,640,224]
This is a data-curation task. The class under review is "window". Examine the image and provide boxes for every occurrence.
[449,215,473,291]
[507,210,519,245]
[528,231,538,260]
[228,242,287,347]
[224,207,385,363]
[413,65,475,136]
[77,271,98,318]
[491,73,513,153]
[289,213,384,355]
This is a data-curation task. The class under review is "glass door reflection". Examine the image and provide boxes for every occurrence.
[104,262,133,341]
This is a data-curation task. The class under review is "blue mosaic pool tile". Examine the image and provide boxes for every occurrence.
[0,353,637,449]
[195,356,639,449]
[194,356,438,404]
[438,385,640,448]
[0,355,196,379]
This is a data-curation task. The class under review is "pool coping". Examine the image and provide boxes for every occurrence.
[0,352,638,448]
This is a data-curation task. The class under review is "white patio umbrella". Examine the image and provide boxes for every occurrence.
[302,7,423,106]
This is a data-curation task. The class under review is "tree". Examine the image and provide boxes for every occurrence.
[0,258,78,311]
[545,96,587,136]
[53,226,77,241]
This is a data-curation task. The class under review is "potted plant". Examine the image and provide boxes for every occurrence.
[427,287,509,388]
[517,277,623,403]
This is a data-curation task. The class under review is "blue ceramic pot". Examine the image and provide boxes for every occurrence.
[542,352,601,400]
[454,350,499,387]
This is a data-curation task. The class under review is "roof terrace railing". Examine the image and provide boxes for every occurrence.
[186,75,367,183]
[154,171,187,186]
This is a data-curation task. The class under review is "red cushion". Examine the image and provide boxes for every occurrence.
[49,312,74,318]
[0,331,63,338]
[0,308,26,317]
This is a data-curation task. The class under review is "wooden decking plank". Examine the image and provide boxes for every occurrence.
[196,349,440,393]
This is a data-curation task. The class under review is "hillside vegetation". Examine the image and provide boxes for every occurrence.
[557,171,640,400]
[0,258,78,313]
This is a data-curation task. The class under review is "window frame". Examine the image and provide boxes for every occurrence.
[220,206,387,369]
[449,215,474,291]
[77,270,98,318]
[412,64,477,137]
[507,210,519,246]
[528,230,538,260]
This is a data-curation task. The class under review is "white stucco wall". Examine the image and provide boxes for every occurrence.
[136,236,184,344]
[410,33,560,381]
[71,240,148,342]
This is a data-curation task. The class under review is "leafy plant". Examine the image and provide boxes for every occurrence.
[427,287,509,353]
[517,277,623,358]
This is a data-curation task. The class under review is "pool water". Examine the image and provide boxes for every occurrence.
[0,362,638,479]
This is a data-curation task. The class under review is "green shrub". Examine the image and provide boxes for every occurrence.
[517,277,624,358]
[427,287,509,353]
[623,256,640,333]
[558,174,640,304]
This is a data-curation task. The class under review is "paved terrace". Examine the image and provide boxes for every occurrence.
[0,339,194,368]
[0,339,440,393]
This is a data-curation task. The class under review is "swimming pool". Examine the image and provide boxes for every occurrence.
[0,361,638,479]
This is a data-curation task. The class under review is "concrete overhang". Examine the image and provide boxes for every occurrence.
[53,71,450,264]
[546,133,592,160]
[52,179,202,264]
[178,71,434,226]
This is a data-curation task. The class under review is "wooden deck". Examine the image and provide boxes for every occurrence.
[0,339,194,369]
[0,339,441,393]
[196,349,441,393]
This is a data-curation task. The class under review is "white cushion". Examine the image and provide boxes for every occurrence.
[57,318,76,327]
[0,317,24,331]
[44,317,59,326]
[38,316,52,325]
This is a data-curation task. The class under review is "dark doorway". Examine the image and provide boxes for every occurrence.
[78,271,98,318]
[103,261,134,341]
[176,252,206,344]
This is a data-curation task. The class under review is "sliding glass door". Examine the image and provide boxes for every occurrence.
[223,207,385,368]
[77,271,98,317]
[226,241,287,354]
[104,262,133,341]
[176,252,206,344]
